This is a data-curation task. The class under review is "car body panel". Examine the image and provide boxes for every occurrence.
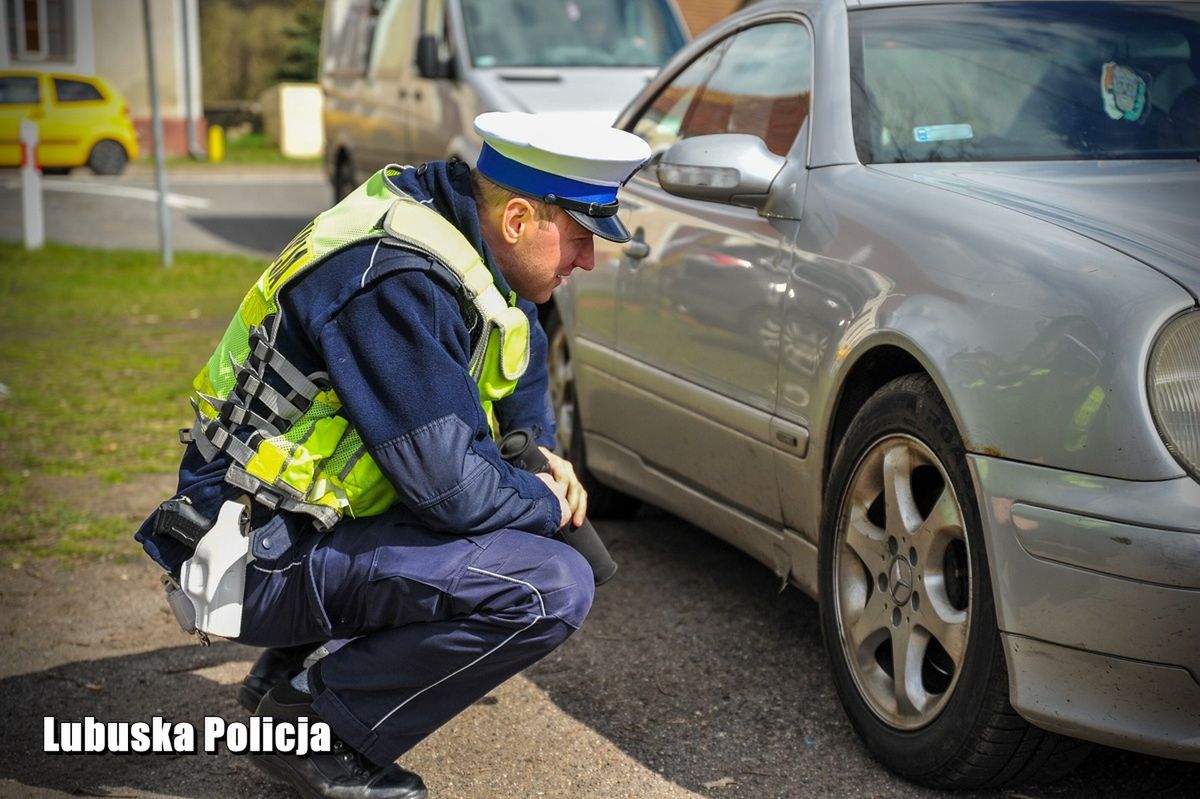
[555,0,1200,762]
[0,71,137,169]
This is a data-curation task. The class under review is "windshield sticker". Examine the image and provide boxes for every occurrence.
[913,124,974,143]
[1101,62,1150,122]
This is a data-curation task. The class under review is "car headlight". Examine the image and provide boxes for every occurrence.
[1149,310,1200,479]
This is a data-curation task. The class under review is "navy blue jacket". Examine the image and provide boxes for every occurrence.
[136,161,559,572]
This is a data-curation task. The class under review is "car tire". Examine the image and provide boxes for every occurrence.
[333,153,356,202]
[818,373,1090,789]
[544,305,640,519]
[87,140,128,176]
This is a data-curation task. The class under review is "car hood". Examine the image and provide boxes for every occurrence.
[468,67,657,125]
[873,161,1200,300]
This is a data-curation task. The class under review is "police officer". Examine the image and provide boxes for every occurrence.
[135,112,651,799]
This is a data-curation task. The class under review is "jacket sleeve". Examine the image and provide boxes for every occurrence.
[316,268,560,539]
[493,297,556,450]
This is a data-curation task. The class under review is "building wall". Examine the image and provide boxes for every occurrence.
[93,0,183,118]
[676,0,748,35]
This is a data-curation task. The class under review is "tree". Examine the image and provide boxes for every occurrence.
[276,0,324,82]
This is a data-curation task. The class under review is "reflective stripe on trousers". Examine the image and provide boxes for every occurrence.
[236,511,595,766]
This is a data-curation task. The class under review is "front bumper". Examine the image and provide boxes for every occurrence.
[969,455,1200,761]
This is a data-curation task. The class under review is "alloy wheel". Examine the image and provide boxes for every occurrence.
[546,319,575,456]
[833,433,971,730]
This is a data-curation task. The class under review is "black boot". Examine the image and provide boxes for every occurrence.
[250,682,427,799]
[238,643,321,712]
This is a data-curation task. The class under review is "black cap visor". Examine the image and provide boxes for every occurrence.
[565,207,631,243]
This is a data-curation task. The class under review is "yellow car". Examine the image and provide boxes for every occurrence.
[0,70,139,174]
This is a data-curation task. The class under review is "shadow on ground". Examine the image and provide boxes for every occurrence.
[0,641,275,798]
[189,216,313,258]
[2,506,1195,798]
[522,506,1200,798]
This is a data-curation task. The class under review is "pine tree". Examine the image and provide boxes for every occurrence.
[276,0,323,82]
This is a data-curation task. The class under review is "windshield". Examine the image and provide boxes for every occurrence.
[459,0,686,68]
[849,2,1200,163]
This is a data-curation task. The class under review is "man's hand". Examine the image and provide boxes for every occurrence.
[539,447,588,528]
[535,472,571,529]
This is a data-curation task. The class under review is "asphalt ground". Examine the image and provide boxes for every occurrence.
[0,165,331,259]
[1,500,1196,799]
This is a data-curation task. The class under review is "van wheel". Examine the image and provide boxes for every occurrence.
[88,140,128,175]
[333,154,356,201]
[544,305,639,519]
[819,374,1089,788]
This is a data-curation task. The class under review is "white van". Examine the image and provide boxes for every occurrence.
[320,0,689,198]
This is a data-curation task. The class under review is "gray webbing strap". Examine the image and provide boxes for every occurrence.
[251,340,322,403]
[225,466,340,531]
[191,416,257,467]
[228,353,304,423]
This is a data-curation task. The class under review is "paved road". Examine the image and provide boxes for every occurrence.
[0,166,331,260]
[2,502,1196,799]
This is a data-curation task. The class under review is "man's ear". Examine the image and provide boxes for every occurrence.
[500,197,535,244]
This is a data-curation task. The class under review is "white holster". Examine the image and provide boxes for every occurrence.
[178,500,252,639]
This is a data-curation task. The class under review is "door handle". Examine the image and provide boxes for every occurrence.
[397,88,408,99]
[414,89,423,101]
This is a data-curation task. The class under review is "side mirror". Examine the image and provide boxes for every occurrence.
[657,134,786,211]
[416,34,454,79]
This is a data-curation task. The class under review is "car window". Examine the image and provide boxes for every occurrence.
[850,1,1200,162]
[685,22,813,156]
[0,75,40,104]
[53,78,103,103]
[631,44,725,156]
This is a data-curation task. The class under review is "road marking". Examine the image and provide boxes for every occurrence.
[0,177,212,210]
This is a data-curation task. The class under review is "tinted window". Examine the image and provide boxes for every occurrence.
[850,2,1200,162]
[0,75,39,104]
[685,22,812,156]
[54,78,103,103]
[460,0,685,68]
[631,44,724,155]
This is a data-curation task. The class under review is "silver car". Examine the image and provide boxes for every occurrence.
[546,0,1200,788]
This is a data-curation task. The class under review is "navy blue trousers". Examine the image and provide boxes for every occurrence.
[235,510,595,766]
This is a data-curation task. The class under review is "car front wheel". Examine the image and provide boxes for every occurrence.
[544,305,639,519]
[819,374,1089,789]
[333,153,356,201]
[88,140,128,175]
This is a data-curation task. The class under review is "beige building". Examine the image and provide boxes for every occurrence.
[1,0,203,156]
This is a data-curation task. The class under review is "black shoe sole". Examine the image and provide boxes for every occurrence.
[237,683,265,714]
[250,751,327,799]
[250,752,429,799]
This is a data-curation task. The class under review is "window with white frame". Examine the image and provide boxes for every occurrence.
[5,0,73,62]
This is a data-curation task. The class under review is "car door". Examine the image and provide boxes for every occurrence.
[612,21,815,522]
[42,76,109,167]
[408,0,460,164]
[0,73,44,167]
[363,0,419,170]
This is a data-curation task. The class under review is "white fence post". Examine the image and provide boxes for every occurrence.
[19,118,44,251]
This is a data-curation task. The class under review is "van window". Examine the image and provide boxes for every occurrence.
[460,0,685,68]
[325,0,380,77]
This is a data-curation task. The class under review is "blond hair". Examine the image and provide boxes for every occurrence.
[471,170,561,225]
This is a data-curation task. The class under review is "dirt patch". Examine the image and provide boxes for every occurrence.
[30,473,176,524]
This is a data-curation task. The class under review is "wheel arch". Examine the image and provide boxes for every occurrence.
[822,338,964,504]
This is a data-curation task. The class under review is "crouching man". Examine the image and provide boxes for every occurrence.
[135,112,650,798]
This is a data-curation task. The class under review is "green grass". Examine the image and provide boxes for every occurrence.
[0,244,265,566]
